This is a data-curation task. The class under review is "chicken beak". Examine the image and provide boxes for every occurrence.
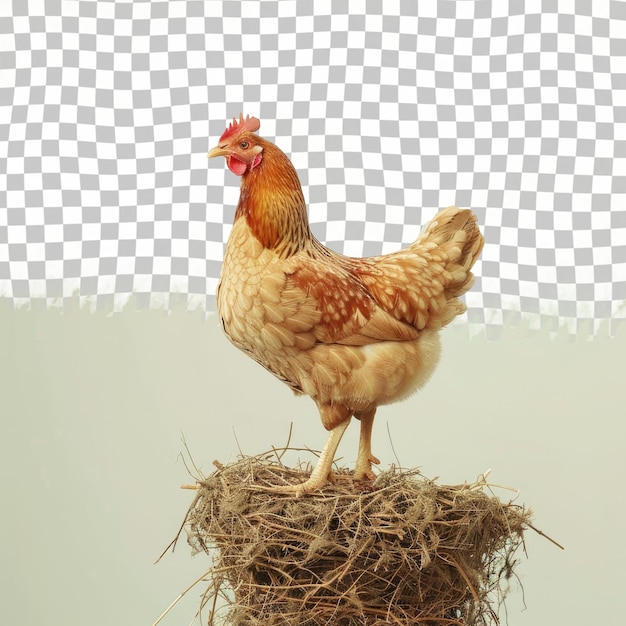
[208,145,229,159]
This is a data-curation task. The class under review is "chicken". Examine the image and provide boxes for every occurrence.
[208,115,484,496]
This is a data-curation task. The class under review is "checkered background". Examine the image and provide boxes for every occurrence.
[1,1,625,338]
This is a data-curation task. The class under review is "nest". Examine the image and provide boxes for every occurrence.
[180,451,539,626]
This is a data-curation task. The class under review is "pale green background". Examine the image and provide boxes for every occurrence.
[1,300,624,625]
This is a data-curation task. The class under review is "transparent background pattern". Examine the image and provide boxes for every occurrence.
[1,0,625,337]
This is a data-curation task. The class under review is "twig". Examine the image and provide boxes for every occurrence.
[154,490,202,563]
[151,567,213,626]
[527,522,565,550]
[271,421,294,464]
[386,421,403,470]
[180,431,205,481]
[232,426,244,457]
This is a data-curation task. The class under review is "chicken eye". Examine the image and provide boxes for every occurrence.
[239,141,249,149]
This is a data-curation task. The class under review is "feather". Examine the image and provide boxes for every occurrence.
[261,323,297,350]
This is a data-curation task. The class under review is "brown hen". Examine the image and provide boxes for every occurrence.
[208,115,484,495]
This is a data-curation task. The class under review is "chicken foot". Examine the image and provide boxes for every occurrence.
[269,419,351,497]
[354,408,380,480]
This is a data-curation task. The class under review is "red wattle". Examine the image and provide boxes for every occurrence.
[251,152,263,170]
[227,156,247,176]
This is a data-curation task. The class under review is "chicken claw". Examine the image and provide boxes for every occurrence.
[354,455,380,482]
[268,420,350,496]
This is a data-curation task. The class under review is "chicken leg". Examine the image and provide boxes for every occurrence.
[271,419,351,496]
[354,408,380,480]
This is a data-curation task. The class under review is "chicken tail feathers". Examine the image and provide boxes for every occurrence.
[414,206,484,326]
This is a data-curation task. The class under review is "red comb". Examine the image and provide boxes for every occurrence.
[219,114,261,142]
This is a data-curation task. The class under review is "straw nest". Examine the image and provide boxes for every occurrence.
[179,450,540,626]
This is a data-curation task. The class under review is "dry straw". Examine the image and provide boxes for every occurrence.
[156,446,560,626]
